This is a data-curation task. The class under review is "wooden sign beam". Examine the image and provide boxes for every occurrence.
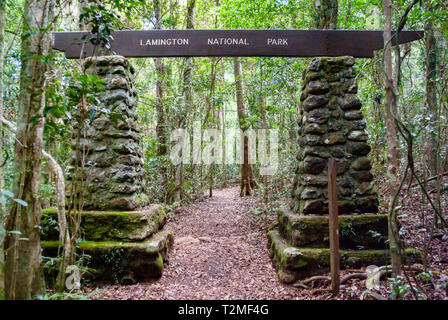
[52,29,423,59]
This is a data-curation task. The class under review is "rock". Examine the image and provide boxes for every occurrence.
[305,71,322,82]
[42,229,173,282]
[307,80,329,95]
[343,56,355,67]
[67,56,145,211]
[302,199,326,215]
[41,206,167,242]
[335,158,351,175]
[307,108,329,124]
[325,132,347,145]
[352,157,372,171]
[92,116,112,130]
[301,174,328,187]
[300,91,307,101]
[329,146,346,158]
[331,111,340,119]
[308,58,322,71]
[343,78,357,93]
[300,188,322,200]
[109,197,139,210]
[341,94,362,111]
[108,77,129,90]
[302,156,326,174]
[328,96,340,110]
[329,82,344,96]
[342,67,356,78]
[356,182,374,195]
[355,196,379,213]
[277,208,388,249]
[303,146,331,159]
[302,134,322,146]
[343,110,363,120]
[351,119,367,130]
[291,57,378,216]
[348,130,368,141]
[113,170,137,183]
[347,142,371,156]
[121,273,137,285]
[303,95,329,111]
[328,119,343,132]
[351,170,374,182]
[304,123,326,134]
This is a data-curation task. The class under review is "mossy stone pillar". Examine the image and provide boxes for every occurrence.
[67,56,147,211]
[291,56,378,215]
[268,57,421,284]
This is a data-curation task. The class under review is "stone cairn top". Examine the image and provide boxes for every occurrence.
[291,56,378,215]
[66,55,147,211]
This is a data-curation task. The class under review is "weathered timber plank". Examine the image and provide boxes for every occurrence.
[52,29,424,59]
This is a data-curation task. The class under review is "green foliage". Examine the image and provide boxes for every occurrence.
[388,275,413,299]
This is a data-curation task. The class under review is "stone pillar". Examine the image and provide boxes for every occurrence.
[268,57,421,284]
[67,56,147,211]
[291,56,378,215]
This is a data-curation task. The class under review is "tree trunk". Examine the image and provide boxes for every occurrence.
[383,0,402,278]
[0,0,5,301]
[383,0,400,187]
[172,0,196,203]
[315,0,338,29]
[233,57,256,196]
[154,0,167,158]
[4,0,54,300]
[424,19,438,177]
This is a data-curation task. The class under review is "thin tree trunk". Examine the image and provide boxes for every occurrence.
[383,0,402,278]
[0,0,6,301]
[315,0,338,29]
[233,57,256,196]
[4,0,55,300]
[154,0,167,158]
[383,0,400,187]
[172,0,196,202]
[424,19,438,177]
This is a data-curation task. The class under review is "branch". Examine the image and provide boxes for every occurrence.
[410,171,448,188]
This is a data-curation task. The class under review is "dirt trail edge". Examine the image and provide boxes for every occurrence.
[88,186,302,299]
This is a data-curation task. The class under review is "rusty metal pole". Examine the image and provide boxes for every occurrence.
[328,158,340,295]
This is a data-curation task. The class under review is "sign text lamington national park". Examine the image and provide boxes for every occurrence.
[53,29,424,59]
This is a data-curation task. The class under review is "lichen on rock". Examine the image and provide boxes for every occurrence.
[66,55,146,211]
[292,56,379,215]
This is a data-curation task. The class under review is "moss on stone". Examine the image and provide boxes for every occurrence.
[42,229,173,282]
[41,206,166,242]
[278,207,388,249]
[268,229,422,283]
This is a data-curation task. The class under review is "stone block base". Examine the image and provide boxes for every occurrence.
[40,206,173,284]
[42,229,173,283]
[268,230,421,283]
[278,207,388,249]
[41,206,166,242]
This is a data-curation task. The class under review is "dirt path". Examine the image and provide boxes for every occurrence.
[90,186,302,299]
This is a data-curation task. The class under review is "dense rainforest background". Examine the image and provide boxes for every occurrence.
[0,0,447,300]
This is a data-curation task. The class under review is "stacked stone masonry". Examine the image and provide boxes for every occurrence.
[66,56,146,211]
[56,56,172,284]
[269,57,421,283]
[291,56,378,215]
[41,206,173,283]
